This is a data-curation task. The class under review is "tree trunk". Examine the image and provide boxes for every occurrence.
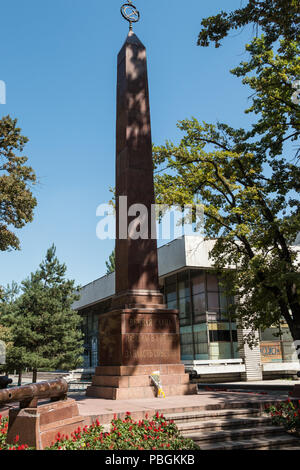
[18,370,22,386]
[32,369,37,383]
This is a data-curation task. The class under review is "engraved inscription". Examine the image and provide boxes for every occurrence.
[126,314,177,334]
[129,318,153,328]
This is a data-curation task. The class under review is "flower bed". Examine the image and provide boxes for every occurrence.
[0,412,198,451]
[265,399,300,433]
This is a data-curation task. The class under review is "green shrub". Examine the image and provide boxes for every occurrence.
[265,399,300,431]
[0,412,198,451]
[47,412,198,450]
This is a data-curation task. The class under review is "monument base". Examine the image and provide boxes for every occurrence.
[6,399,85,450]
[290,385,300,398]
[86,365,197,400]
[87,304,197,400]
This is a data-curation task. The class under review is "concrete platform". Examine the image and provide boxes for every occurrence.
[1,391,288,425]
[75,390,287,425]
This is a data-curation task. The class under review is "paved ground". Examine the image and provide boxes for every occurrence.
[200,379,300,387]
[0,390,291,425]
[74,390,288,424]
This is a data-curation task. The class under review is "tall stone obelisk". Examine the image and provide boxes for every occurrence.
[113,30,162,308]
[87,3,196,400]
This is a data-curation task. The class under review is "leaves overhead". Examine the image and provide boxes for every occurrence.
[198,0,300,49]
[154,1,300,342]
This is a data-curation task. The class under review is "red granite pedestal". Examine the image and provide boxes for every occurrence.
[86,306,197,400]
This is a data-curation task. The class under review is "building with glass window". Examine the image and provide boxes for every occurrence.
[73,236,299,381]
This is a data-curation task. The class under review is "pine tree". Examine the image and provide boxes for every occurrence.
[2,246,84,382]
[105,249,116,274]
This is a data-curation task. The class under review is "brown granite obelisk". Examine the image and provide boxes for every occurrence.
[87,31,196,400]
[114,31,162,308]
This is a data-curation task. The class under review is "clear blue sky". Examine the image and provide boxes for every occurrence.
[0,0,257,288]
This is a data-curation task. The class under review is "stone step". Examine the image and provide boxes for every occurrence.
[178,416,272,433]
[92,373,190,388]
[278,446,300,450]
[95,364,185,377]
[197,434,300,450]
[87,383,197,400]
[164,408,261,424]
[186,425,284,444]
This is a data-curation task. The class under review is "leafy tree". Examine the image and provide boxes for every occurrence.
[1,246,83,382]
[153,5,300,346]
[154,119,300,344]
[230,36,299,159]
[0,282,20,380]
[198,0,299,49]
[106,249,115,274]
[0,116,37,251]
[0,324,13,372]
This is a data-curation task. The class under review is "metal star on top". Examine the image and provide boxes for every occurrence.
[121,1,140,31]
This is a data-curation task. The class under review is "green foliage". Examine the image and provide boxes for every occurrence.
[0,245,84,375]
[265,399,300,431]
[46,413,198,451]
[0,116,37,251]
[198,0,299,49]
[231,36,300,159]
[154,116,300,343]
[0,283,19,372]
[106,249,115,274]
[154,4,300,344]
[0,413,197,451]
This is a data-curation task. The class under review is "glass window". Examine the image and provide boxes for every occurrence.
[165,283,177,303]
[207,292,219,312]
[88,313,93,331]
[178,272,190,299]
[93,314,99,333]
[167,300,177,310]
[193,293,206,324]
[207,274,218,291]
[165,274,177,286]
[193,327,209,359]
[180,326,194,360]
[191,271,205,295]
[163,269,238,361]
[220,292,228,313]
[193,293,206,314]
[179,297,192,326]
[209,330,231,342]
[260,327,281,342]
[209,342,233,360]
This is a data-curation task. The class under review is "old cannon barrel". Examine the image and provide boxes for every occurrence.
[0,378,68,408]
